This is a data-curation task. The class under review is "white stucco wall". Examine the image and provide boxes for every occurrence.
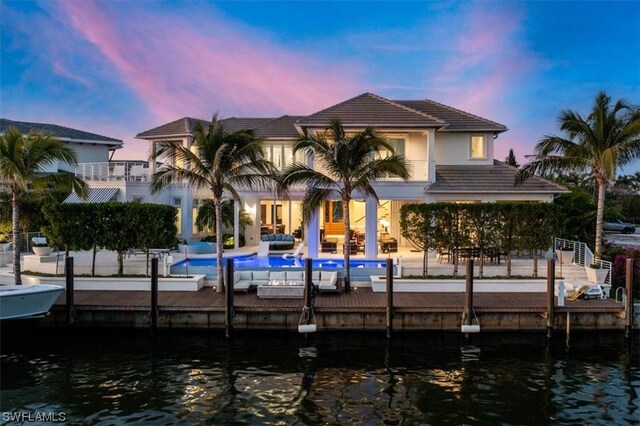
[434,132,494,165]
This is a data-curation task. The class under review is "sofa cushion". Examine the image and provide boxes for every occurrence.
[275,234,283,241]
[234,271,240,283]
[261,235,269,242]
[311,271,321,282]
[234,281,251,291]
[287,271,303,281]
[320,271,338,286]
[269,271,286,281]
[284,235,294,242]
[253,270,269,281]
[239,271,253,281]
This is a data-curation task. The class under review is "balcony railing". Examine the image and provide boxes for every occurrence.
[75,162,151,182]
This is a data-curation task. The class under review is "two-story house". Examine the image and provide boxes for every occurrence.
[135,93,566,258]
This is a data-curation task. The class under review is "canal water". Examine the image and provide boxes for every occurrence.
[1,328,638,425]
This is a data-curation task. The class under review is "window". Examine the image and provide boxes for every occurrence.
[172,197,182,206]
[470,135,486,159]
[387,138,405,157]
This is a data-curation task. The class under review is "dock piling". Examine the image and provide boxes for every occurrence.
[386,258,394,339]
[625,258,634,337]
[461,259,480,333]
[546,259,555,338]
[65,256,74,324]
[225,258,234,339]
[298,258,317,333]
[150,258,158,333]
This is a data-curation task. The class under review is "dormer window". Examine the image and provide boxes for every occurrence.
[470,135,486,159]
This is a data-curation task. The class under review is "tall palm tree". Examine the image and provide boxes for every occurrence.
[0,127,87,285]
[517,91,640,258]
[150,115,277,292]
[280,119,409,291]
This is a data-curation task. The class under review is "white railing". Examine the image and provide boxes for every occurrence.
[75,162,151,182]
[554,237,612,286]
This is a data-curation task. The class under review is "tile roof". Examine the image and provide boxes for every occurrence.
[251,115,304,138]
[219,117,274,133]
[427,160,567,193]
[395,99,507,132]
[136,117,210,139]
[0,118,123,146]
[295,93,446,128]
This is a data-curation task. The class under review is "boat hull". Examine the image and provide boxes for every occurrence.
[0,284,64,320]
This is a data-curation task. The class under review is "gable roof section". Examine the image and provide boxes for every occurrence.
[296,93,446,129]
[395,99,507,132]
[136,117,210,139]
[252,115,304,138]
[0,118,123,148]
[427,160,567,194]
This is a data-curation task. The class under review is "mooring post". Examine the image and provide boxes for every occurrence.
[386,258,394,339]
[225,258,234,339]
[65,256,74,324]
[625,258,634,337]
[464,259,474,328]
[150,257,159,334]
[304,258,313,310]
[546,259,556,339]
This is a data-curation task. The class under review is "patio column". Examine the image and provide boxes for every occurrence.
[426,129,436,183]
[233,199,240,250]
[181,187,193,241]
[307,212,319,258]
[365,197,378,258]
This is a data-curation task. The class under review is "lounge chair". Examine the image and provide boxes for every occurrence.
[282,243,304,260]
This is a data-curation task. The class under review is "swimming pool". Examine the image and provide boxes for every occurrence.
[170,254,391,281]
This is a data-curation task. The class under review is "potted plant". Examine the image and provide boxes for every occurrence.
[585,263,608,284]
[555,246,575,265]
[31,239,51,256]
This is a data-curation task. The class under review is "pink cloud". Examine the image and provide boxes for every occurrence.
[55,1,361,123]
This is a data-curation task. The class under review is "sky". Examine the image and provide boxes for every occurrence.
[2,1,639,173]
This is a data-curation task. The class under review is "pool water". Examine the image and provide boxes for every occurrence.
[170,255,391,280]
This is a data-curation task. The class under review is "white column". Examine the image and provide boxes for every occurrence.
[181,187,193,241]
[307,212,319,258]
[150,141,157,174]
[365,197,378,258]
[426,129,436,183]
[233,199,240,250]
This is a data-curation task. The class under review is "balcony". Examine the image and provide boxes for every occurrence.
[75,162,151,182]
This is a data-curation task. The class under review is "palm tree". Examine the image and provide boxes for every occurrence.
[150,115,277,292]
[280,119,409,291]
[196,199,253,247]
[0,127,87,285]
[517,91,640,258]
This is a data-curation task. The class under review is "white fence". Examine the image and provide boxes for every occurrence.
[75,162,151,182]
[554,237,612,286]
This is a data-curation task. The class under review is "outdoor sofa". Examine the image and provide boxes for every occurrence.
[260,234,295,250]
[233,269,340,293]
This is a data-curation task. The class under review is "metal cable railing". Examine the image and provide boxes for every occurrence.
[554,237,612,286]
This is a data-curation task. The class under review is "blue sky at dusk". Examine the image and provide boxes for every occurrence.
[2,1,639,172]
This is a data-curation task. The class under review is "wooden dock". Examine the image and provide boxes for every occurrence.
[48,288,630,332]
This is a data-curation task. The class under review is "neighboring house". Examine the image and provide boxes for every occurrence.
[133,93,566,257]
[0,119,128,203]
[0,119,123,173]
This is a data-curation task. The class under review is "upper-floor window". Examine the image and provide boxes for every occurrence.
[470,135,486,159]
[265,144,305,171]
[378,137,405,159]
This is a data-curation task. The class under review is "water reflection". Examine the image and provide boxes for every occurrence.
[1,329,638,425]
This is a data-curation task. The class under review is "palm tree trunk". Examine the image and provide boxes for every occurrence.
[423,249,429,277]
[215,196,224,292]
[92,244,97,277]
[533,249,538,278]
[594,180,606,259]
[12,190,22,285]
[342,196,351,292]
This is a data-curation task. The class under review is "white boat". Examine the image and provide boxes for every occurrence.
[0,284,64,320]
